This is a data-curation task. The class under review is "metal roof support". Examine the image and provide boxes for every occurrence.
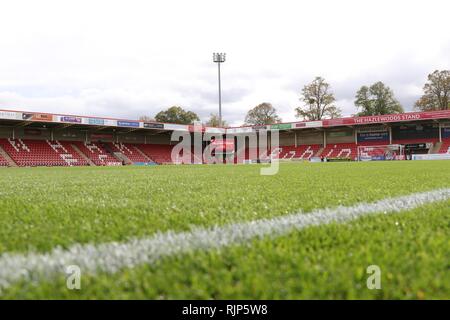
[389,126,393,144]
[295,131,297,147]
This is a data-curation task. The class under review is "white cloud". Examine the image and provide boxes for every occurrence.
[0,0,449,125]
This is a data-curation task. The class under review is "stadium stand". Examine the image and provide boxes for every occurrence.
[439,139,450,154]
[136,144,174,164]
[0,139,88,167]
[106,142,152,163]
[72,141,122,166]
[245,147,259,161]
[191,146,204,164]
[0,153,9,166]
[357,140,390,146]
[321,143,357,160]
[0,109,449,167]
[234,147,271,162]
[274,144,322,160]
[49,140,89,166]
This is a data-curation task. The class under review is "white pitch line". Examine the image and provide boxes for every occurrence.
[0,188,449,291]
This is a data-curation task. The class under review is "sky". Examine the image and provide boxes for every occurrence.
[0,0,449,126]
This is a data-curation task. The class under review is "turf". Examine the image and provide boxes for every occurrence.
[3,200,449,299]
[0,161,449,298]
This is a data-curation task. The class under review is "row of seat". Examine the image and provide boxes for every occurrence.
[238,139,450,162]
[439,140,450,154]
[322,143,357,160]
[1,138,449,167]
[136,143,174,164]
[106,142,152,163]
[71,141,122,166]
[0,139,178,166]
[0,154,9,166]
[0,139,82,167]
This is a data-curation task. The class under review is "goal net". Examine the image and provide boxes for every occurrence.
[357,144,405,161]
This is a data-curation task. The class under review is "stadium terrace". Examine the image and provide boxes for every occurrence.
[0,108,449,167]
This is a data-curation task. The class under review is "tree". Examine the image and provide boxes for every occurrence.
[415,70,450,111]
[295,76,342,120]
[354,81,403,116]
[244,103,281,125]
[139,115,155,122]
[154,106,200,124]
[205,113,227,127]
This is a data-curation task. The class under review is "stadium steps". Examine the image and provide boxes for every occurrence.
[133,145,153,162]
[0,146,17,167]
[113,152,132,165]
[315,147,324,157]
[100,142,125,163]
[430,142,442,154]
[71,144,96,166]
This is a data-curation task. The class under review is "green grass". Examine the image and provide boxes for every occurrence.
[0,161,449,298]
[4,200,448,299]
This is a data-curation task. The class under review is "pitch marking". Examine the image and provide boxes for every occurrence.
[0,188,449,290]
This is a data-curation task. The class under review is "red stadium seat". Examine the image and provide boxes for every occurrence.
[134,144,175,164]
[72,141,122,166]
[439,139,450,154]
[272,145,322,160]
[321,143,357,160]
[106,143,152,163]
[0,153,9,166]
[0,136,447,167]
[0,139,89,167]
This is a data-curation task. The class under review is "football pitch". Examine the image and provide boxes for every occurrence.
[0,161,449,299]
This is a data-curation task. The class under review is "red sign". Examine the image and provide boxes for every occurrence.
[323,110,450,127]
[22,113,54,121]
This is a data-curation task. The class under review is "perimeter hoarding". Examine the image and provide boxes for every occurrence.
[357,131,389,142]
[270,123,292,130]
[117,120,140,128]
[412,154,450,160]
[210,138,235,153]
[0,110,22,120]
[323,110,450,127]
[252,125,269,132]
[226,127,253,134]
[293,121,323,129]
[205,127,226,134]
[22,113,54,122]
[188,124,205,132]
[144,122,164,129]
[164,123,189,131]
[443,127,450,139]
[59,116,82,123]
[84,118,117,126]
